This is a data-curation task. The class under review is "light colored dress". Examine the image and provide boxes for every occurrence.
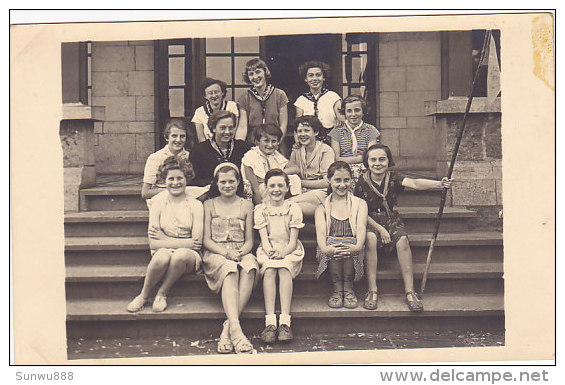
[241,146,302,197]
[202,197,258,294]
[191,100,240,141]
[254,201,305,278]
[148,191,203,270]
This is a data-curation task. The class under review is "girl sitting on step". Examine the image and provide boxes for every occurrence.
[127,156,203,313]
[354,144,453,312]
[315,161,368,309]
[202,163,257,354]
[255,169,305,343]
[285,115,335,217]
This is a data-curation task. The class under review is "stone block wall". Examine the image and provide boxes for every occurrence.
[426,97,503,229]
[378,32,441,171]
[91,41,155,174]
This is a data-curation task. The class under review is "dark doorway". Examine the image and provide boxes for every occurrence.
[263,34,342,126]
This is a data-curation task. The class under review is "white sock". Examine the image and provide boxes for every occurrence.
[279,313,291,327]
[265,314,277,327]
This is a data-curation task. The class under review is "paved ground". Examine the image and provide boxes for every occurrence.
[67,330,504,360]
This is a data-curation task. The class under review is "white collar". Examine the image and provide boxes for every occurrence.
[345,121,364,132]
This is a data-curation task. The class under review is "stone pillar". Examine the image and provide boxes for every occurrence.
[61,103,105,212]
[425,97,502,228]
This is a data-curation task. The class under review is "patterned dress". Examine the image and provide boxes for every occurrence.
[202,198,259,293]
[354,171,408,254]
[315,194,365,282]
[254,201,305,278]
[328,121,380,184]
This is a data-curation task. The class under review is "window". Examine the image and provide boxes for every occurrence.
[205,37,260,102]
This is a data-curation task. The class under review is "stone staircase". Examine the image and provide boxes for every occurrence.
[65,175,504,339]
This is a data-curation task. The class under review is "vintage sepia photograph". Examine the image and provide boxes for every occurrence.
[11,11,555,365]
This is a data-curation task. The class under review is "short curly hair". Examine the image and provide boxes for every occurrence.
[157,156,195,184]
[162,118,189,141]
[253,123,283,142]
[242,58,271,84]
[298,60,330,81]
[207,110,237,134]
[339,95,369,115]
[201,77,227,98]
[292,115,324,135]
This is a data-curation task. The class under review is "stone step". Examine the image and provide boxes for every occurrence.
[65,231,502,251]
[64,206,476,237]
[66,261,504,298]
[65,261,504,299]
[79,185,443,211]
[67,293,503,320]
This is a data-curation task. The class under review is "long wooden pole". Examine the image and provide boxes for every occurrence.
[419,30,492,296]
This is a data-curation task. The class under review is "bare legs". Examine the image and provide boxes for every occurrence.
[127,248,198,312]
[220,266,256,353]
[263,268,293,317]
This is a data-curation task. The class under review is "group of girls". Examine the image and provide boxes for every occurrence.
[128,58,453,354]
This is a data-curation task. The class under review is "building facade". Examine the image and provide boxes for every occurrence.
[61,30,502,214]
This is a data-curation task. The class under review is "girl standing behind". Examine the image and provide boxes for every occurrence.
[127,157,203,313]
[355,144,453,312]
[294,60,344,144]
[236,58,289,149]
[192,77,245,143]
[255,169,304,343]
[202,163,257,354]
[315,161,368,309]
[328,95,380,182]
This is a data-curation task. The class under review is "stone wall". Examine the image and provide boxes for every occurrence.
[378,32,441,171]
[91,41,155,174]
[426,97,502,228]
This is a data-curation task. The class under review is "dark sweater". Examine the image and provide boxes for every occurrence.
[189,140,251,186]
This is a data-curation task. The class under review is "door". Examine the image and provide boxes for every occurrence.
[263,34,342,126]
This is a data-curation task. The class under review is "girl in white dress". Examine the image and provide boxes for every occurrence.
[254,169,304,343]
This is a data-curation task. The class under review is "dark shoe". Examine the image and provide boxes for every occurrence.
[277,324,293,342]
[405,291,424,312]
[363,290,378,310]
[260,325,277,343]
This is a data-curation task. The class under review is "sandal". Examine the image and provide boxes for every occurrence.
[363,290,378,310]
[126,295,147,313]
[217,321,234,354]
[405,291,424,312]
[152,294,167,312]
[328,290,344,308]
[343,288,358,309]
[231,332,253,354]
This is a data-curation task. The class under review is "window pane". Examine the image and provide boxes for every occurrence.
[206,38,231,53]
[169,89,185,117]
[168,45,185,55]
[169,57,185,86]
[234,87,248,102]
[349,87,362,96]
[234,56,259,85]
[87,56,92,85]
[351,54,367,83]
[234,36,259,53]
[206,57,232,84]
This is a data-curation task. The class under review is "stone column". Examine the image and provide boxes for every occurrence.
[61,103,105,212]
[425,97,502,228]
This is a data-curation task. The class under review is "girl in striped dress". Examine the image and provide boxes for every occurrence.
[314,161,368,309]
[328,95,380,184]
